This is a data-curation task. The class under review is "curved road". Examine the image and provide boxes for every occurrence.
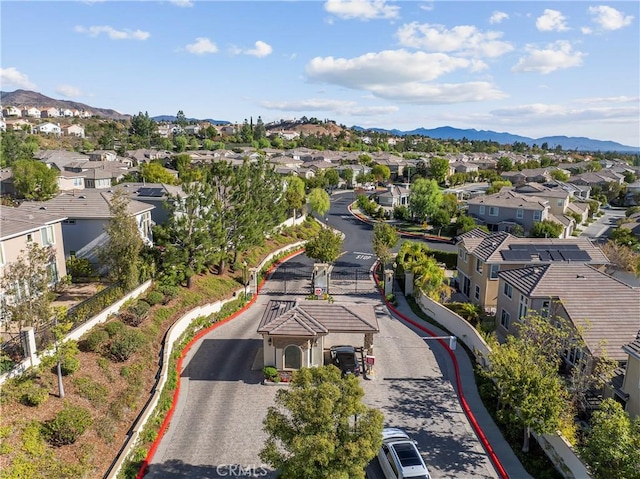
[146,191,496,479]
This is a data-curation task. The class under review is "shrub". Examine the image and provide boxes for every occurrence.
[119,310,144,327]
[60,355,80,376]
[83,329,109,352]
[43,404,92,446]
[108,328,146,362]
[73,376,108,407]
[146,290,164,306]
[263,366,278,380]
[65,256,97,280]
[159,284,179,303]
[21,382,49,407]
[104,320,126,338]
[127,300,150,323]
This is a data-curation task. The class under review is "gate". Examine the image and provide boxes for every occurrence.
[260,263,314,295]
[329,267,377,295]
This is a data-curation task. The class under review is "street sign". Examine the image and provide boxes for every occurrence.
[314,287,323,297]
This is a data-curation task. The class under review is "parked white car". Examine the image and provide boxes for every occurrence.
[377,428,431,479]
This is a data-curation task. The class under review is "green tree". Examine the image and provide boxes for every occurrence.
[129,111,155,146]
[308,188,330,217]
[0,131,39,167]
[99,190,144,290]
[529,220,563,238]
[174,135,188,153]
[285,175,306,219]
[260,366,384,479]
[176,110,188,127]
[202,138,215,150]
[371,164,391,184]
[550,169,569,181]
[496,157,513,173]
[580,398,640,479]
[140,162,176,185]
[454,214,480,235]
[0,241,56,330]
[304,227,342,263]
[609,227,640,247]
[372,222,399,269]
[13,159,59,200]
[409,178,443,222]
[254,116,266,140]
[396,241,449,300]
[486,180,512,195]
[485,314,569,452]
[428,157,449,184]
[154,180,222,287]
[324,169,340,191]
[340,168,354,186]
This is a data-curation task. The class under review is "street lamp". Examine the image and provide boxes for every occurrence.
[392,262,397,294]
[242,260,248,299]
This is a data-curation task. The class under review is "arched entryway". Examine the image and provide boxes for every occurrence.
[284,345,302,369]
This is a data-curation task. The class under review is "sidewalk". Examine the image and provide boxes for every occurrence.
[389,289,533,479]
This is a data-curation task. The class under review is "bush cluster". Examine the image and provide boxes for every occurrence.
[108,328,146,362]
[21,382,49,407]
[145,290,164,306]
[42,404,92,446]
[65,256,97,281]
[67,285,125,327]
[82,329,109,353]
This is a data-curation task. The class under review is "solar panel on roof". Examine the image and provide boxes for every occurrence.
[502,250,532,261]
[538,251,551,261]
[550,251,563,261]
[510,244,529,250]
[561,250,592,261]
[137,187,153,196]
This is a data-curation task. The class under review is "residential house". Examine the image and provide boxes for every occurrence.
[156,124,171,138]
[512,182,589,228]
[18,191,154,265]
[274,130,300,141]
[501,167,564,186]
[62,124,85,138]
[41,107,60,118]
[496,263,640,370]
[0,207,68,295]
[6,119,31,131]
[217,124,236,136]
[21,107,41,118]
[113,182,186,225]
[466,190,557,236]
[87,150,117,162]
[184,124,201,135]
[377,184,410,208]
[569,170,624,187]
[61,109,74,117]
[257,300,379,371]
[609,338,640,419]
[32,122,61,136]
[2,106,21,117]
[455,229,609,311]
[56,170,86,192]
[543,179,591,200]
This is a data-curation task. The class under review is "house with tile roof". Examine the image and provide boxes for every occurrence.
[257,300,379,371]
[112,182,186,225]
[18,190,154,266]
[496,263,640,371]
[0,207,68,299]
[455,228,609,311]
[608,337,640,419]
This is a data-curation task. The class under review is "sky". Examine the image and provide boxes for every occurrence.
[1,1,639,147]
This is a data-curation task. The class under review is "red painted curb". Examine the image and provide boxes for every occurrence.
[136,248,305,478]
[374,270,509,479]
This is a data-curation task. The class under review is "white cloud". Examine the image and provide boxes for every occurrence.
[396,23,513,58]
[536,9,569,32]
[306,50,505,104]
[56,85,83,98]
[489,11,509,24]
[323,0,400,20]
[170,0,193,7]
[185,37,218,55]
[261,98,399,116]
[512,41,584,74]
[587,5,634,31]
[0,67,36,90]
[491,100,639,125]
[231,41,273,58]
[74,25,150,40]
[581,26,593,35]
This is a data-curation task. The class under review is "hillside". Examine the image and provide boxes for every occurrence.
[0,89,129,120]
[265,120,346,137]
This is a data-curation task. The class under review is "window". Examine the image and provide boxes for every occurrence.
[475,258,483,274]
[500,310,511,330]
[474,285,480,300]
[479,205,485,215]
[489,206,499,216]
[516,208,524,219]
[557,199,564,207]
[73,178,83,187]
[26,233,33,242]
[541,300,550,318]
[489,264,500,280]
[40,226,54,246]
[458,249,468,262]
[503,282,513,299]
[47,262,59,284]
[518,294,528,319]
[533,211,541,221]
[284,345,302,369]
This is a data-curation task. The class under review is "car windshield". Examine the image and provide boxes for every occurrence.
[393,443,424,467]
[337,353,356,367]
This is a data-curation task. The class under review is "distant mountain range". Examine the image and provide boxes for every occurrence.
[354,125,640,153]
[0,90,129,120]
[2,90,637,152]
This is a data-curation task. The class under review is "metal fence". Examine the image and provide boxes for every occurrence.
[0,332,25,373]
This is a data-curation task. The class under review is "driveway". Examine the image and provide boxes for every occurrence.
[579,207,627,239]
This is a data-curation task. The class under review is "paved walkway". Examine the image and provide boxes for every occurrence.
[389,289,532,479]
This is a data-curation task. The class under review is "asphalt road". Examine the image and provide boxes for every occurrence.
[146,191,496,479]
